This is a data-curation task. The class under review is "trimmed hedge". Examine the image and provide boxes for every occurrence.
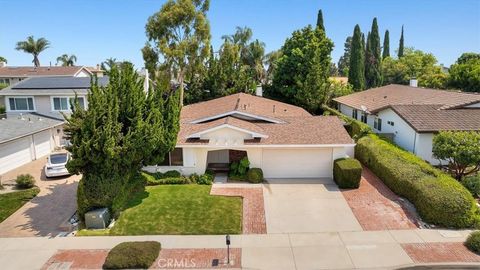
[462,175,480,198]
[333,158,362,189]
[247,168,264,183]
[322,105,372,139]
[197,174,213,185]
[355,134,480,228]
[466,231,480,254]
[103,241,161,269]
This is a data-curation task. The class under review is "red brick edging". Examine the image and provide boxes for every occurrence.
[210,187,267,234]
[341,167,418,230]
[402,242,480,263]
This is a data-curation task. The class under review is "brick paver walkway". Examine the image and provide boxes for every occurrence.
[41,248,241,269]
[402,242,480,263]
[210,187,267,234]
[341,167,418,230]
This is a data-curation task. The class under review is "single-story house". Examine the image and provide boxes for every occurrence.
[333,83,480,165]
[145,93,355,178]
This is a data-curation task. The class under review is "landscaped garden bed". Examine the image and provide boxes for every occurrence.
[79,185,242,235]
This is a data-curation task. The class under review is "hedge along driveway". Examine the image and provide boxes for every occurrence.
[355,134,479,228]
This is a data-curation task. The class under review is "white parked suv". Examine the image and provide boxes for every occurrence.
[45,153,71,178]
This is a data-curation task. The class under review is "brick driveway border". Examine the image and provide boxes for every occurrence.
[41,248,241,269]
[341,166,419,231]
[210,187,267,234]
[402,242,480,263]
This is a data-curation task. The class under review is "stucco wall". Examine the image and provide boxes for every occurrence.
[376,108,417,152]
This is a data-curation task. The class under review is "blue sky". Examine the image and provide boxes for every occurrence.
[1,0,479,68]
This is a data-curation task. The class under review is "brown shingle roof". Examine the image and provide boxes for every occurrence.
[390,105,480,133]
[0,66,89,77]
[181,92,311,122]
[333,84,480,112]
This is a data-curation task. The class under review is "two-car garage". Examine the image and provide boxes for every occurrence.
[0,115,63,175]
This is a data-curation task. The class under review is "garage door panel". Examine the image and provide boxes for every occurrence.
[0,137,32,174]
[262,148,333,178]
[34,130,52,158]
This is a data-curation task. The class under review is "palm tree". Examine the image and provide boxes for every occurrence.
[101,57,118,71]
[56,54,77,66]
[15,36,50,67]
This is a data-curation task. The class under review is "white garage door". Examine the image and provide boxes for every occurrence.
[33,130,53,159]
[262,148,333,178]
[0,137,33,175]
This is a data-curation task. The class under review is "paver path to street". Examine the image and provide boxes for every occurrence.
[0,157,80,237]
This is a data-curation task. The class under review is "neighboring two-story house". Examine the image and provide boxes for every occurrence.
[0,76,108,174]
[334,84,480,165]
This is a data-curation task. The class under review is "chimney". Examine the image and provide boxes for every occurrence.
[0,61,6,68]
[255,85,263,97]
[409,78,418,88]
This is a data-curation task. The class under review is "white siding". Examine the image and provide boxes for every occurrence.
[376,108,417,152]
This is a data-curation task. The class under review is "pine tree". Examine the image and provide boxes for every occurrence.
[398,25,404,58]
[365,18,382,88]
[337,36,352,76]
[316,9,325,32]
[348,24,366,91]
[382,30,390,59]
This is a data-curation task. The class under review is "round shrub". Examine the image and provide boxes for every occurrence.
[333,158,362,189]
[465,231,480,254]
[205,169,215,176]
[103,241,161,269]
[162,170,181,178]
[462,175,480,198]
[197,174,213,185]
[247,168,263,183]
[189,173,200,184]
[15,174,35,189]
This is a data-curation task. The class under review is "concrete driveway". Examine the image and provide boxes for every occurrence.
[0,155,80,237]
[263,178,362,233]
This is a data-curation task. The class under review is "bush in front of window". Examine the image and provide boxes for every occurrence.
[15,174,36,189]
[333,158,362,189]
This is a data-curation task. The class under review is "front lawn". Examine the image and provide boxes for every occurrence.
[108,185,242,235]
[0,187,40,223]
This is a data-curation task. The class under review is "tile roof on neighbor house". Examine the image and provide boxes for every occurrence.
[333,84,480,112]
[0,66,91,77]
[390,105,480,133]
[0,113,64,144]
[0,76,109,96]
[181,92,311,123]
[178,93,354,146]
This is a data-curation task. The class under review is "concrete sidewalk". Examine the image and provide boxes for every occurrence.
[0,229,476,270]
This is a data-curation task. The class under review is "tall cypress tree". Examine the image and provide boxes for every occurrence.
[382,30,390,59]
[365,18,382,88]
[348,24,365,91]
[316,9,325,32]
[398,25,404,58]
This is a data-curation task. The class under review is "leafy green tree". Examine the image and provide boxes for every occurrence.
[348,25,366,91]
[382,48,447,88]
[316,9,325,32]
[272,25,333,112]
[433,131,480,180]
[382,30,390,59]
[0,56,7,63]
[448,53,480,92]
[324,79,354,106]
[56,54,77,66]
[264,50,282,83]
[365,18,382,88]
[141,43,159,81]
[15,36,50,67]
[144,0,211,106]
[398,25,404,58]
[338,36,352,76]
[65,63,180,218]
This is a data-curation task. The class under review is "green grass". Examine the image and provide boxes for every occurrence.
[106,185,242,235]
[0,188,40,223]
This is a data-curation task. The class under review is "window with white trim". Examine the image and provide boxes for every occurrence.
[374,118,382,131]
[360,112,367,123]
[352,109,358,119]
[0,78,10,85]
[8,97,34,111]
[159,148,183,166]
[52,97,85,111]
